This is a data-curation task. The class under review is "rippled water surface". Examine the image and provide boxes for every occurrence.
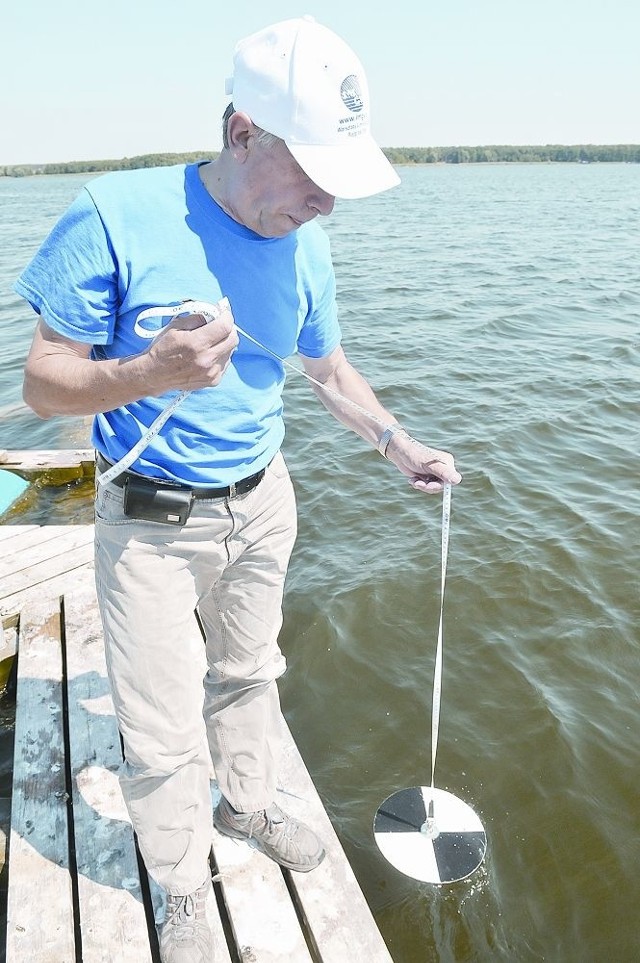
[1,164,639,962]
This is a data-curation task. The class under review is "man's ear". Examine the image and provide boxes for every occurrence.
[226,111,254,159]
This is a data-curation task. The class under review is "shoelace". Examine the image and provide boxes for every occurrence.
[167,893,196,925]
[248,806,296,841]
[165,888,209,935]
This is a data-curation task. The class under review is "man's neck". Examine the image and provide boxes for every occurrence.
[199,159,235,219]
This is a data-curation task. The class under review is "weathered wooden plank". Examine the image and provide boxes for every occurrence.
[0,536,94,603]
[0,614,17,690]
[0,524,40,544]
[0,449,94,473]
[0,525,85,563]
[6,596,76,962]
[63,570,154,962]
[1,564,95,621]
[0,526,94,582]
[0,523,78,560]
[211,784,314,963]
[0,795,10,884]
[0,613,17,658]
[279,726,394,963]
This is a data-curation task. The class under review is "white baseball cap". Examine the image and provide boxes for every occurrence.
[225,16,400,200]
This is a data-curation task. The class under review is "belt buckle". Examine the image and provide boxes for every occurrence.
[228,482,237,498]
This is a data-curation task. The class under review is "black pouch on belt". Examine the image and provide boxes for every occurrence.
[122,475,194,526]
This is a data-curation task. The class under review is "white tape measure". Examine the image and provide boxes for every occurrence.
[98,296,420,487]
[373,485,487,884]
[132,298,230,339]
[97,299,229,486]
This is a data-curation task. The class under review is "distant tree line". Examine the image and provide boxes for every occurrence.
[0,151,217,178]
[384,144,640,164]
[1,144,639,177]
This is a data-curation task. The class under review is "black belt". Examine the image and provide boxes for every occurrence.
[96,452,266,499]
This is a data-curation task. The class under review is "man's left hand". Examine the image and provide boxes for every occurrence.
[385,432,462,493]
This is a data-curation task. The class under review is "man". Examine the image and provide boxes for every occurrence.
[17,15,461,963]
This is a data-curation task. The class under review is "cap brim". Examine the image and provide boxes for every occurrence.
[288,137,400,200]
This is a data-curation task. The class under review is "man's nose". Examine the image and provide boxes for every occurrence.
[309,188,335,216]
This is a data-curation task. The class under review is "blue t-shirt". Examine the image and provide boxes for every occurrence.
[15,163,341,486]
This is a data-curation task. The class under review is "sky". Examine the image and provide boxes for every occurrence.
[2,0,638,165]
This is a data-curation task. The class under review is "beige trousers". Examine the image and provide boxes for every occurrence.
[94,451,297,895]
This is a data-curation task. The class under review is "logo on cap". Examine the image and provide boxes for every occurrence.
[340,75,364,113]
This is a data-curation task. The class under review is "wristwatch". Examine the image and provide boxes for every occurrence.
[378,424,408,458]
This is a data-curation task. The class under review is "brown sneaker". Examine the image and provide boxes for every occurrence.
[158,878,213,962]
[213,796,325,872]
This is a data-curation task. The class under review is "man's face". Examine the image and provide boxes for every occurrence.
[238,136,336,238]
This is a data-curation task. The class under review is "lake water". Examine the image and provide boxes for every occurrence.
[1,163,639,962]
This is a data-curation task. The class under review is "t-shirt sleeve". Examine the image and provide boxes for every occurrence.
[295,228,342,359]
[13,187,119,345]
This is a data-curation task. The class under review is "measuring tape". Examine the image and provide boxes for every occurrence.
[97,299,229,486]
[428,481,451,817]
[373,482,487,886]
[132,298,230,340]
[98,297,401,487]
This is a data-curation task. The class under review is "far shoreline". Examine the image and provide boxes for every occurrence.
[1,144,639,177]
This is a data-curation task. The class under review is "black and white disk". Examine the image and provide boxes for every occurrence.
[374,786,486,884]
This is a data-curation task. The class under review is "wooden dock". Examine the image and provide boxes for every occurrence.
[0,452,394,963]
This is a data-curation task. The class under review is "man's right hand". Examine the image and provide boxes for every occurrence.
[144,306,239,393]
[23,307,240,420]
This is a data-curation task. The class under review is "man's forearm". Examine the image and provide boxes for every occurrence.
[24,351,150,419]
[309,358,400,450]
[303,347,461,491]
[22,311,238,419]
